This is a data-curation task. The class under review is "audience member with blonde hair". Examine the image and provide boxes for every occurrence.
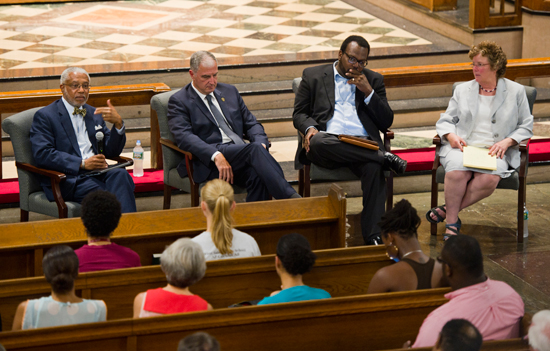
[192,179,261,260]
[133,238,213,317]
[528,310,550,351]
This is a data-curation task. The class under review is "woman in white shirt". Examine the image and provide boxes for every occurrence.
[192,179,261,261]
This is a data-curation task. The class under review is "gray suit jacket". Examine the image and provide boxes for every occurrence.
[436,78,533,169]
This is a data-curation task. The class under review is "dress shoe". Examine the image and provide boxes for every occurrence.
[365,235,382,246]
[384,152,407,175]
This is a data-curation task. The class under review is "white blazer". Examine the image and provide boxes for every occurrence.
[436,78,533,169]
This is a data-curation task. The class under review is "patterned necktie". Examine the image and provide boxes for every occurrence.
[73,107,86,118]
[205,95,244,145]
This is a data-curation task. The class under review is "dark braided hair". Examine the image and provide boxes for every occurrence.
[378,199,421,239]
[276,233,317,276]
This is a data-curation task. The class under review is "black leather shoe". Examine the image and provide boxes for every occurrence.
[365,236,382,246]
[384,152,407,175]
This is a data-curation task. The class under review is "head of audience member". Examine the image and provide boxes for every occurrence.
[528,310,550,351]
[337,35,370,78]
[178,332,220,351]
[60,67,91,107]
[189,51,218,95]
[200,179,236,255]
[81,190,122,241]
[468,41,507,80]
[161,238,206,289]
[378,199,421,261]
[432,319,482,351]
[275,233,316,278]
[438,235,486,291]
[43,245,80,295]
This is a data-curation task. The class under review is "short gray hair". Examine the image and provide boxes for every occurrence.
[529,310,550,351]
[161,238,206,288]
[190,51,217,73]
[60,67,90,85]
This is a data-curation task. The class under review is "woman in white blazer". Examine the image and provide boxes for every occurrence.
[426,41,533,239]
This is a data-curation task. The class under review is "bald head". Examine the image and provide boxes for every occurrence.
[433,319,482,351]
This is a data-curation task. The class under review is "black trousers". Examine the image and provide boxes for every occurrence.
[307,133,386,243]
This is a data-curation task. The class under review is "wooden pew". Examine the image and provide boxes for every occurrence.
[0,288,450,351]
[0,83,171,178]
[0,245,390,331]
[379,338,529,351]
[0,184,346,280]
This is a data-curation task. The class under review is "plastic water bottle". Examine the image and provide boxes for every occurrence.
[517,204,529,238]
[133,140,144,177]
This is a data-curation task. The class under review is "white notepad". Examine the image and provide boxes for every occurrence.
[463,146,497,171]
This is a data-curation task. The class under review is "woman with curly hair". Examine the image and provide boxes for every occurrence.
[257,233,330,305]
[426,41,533,239]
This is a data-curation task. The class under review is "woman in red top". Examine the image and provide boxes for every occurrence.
[133,238,213,317]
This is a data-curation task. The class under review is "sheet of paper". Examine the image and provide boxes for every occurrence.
[462,146,497,171]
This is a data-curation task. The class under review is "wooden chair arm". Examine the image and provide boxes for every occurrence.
[16,162,66,183]
[519,139,528,151]
[433,135,441,145]
[16,161,69,218]
[160,138,193,159]
[384,129,394,140]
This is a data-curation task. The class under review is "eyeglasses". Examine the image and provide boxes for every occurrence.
[470,63,491,68]
[436,256,448,266]
[64,83,91,91]
[344,52,368,67]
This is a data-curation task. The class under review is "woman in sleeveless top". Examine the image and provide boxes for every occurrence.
[367,200,448,294]
[133,238,213,317]
[192,179,260,261]
[258,233,330,305]
[426,41,533,239]
[12,245,107,330]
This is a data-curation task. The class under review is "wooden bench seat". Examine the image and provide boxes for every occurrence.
[0,82,171,178]
[0,245,390,330]
[0,288,450,351]
[0,184,346,280]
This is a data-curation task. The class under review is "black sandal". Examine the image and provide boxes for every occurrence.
[426,205,446,224]
[443,218,461,241]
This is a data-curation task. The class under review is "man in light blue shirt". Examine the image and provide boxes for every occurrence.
[293,35,406,245]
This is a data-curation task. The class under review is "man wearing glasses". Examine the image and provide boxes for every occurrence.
[30,67,136,212]
[293,35,406,245]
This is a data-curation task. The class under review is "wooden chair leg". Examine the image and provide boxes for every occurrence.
[304,165,311,198]
[191,183,200,207]
[386,172,393,212]
[20,209,29,222]
[430,170,439,236]
[163,184,171,210]
[298,168,304,197]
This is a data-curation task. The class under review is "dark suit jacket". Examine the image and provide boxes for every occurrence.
[167,82,268,183]
[30,99,126,198]
[293,64,394,167]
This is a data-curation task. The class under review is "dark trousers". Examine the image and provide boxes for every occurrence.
[52,168,137,213]
[208,142,296,201]
[307,133,386,243]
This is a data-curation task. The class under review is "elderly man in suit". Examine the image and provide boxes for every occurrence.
[30,67,136,212]
[293,35,406,245]
[167,51,299,201]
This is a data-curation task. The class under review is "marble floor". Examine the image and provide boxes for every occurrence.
[0,0,459,79]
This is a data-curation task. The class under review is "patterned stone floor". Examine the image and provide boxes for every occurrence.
[0,0,434,77]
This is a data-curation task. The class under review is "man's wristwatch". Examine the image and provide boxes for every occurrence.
[81,159,86,169]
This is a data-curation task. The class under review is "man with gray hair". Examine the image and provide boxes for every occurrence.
[30,67,136,212]
[167,51,299,201]
[178,332,220,351]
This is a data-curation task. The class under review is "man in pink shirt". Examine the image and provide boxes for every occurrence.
[75,190,141,272]
[410,235,523,348]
